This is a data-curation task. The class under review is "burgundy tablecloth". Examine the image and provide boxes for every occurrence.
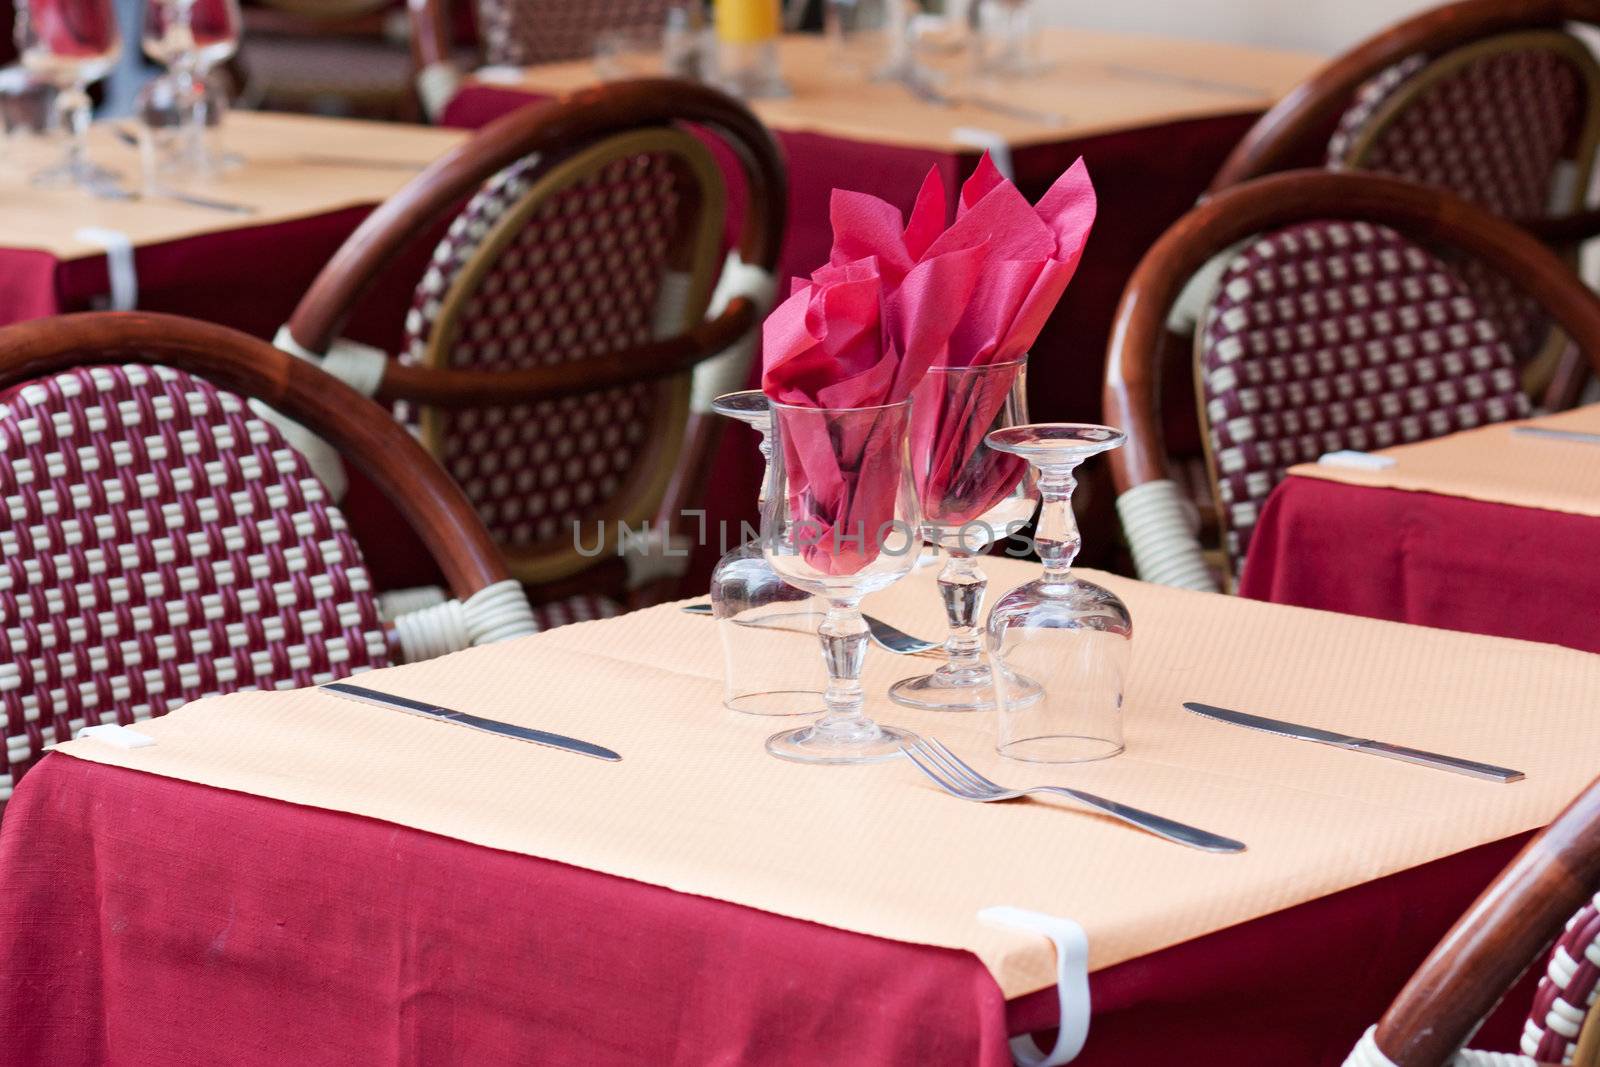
[1239,477,1600,655]
[0,751,1540,1065]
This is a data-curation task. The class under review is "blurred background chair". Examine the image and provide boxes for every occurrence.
[0,311,536,803]
[1344,772,1600,1066]
[1103,171,1600,592]
[236,0,424,119]
[1211,0,1600,411]
[275,79,785,625]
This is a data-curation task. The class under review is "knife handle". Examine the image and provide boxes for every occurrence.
[1355,741,1524,783]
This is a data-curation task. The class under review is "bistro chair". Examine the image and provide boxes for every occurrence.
[1343,773,1600,1066]
[408,0,673,119]
[1210,0,1600,408]
[274,79,785,620]
[1103,170,1600,593]
[0,311,537,802]
[238,0,421,120]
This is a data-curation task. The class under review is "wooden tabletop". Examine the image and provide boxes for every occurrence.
[471,28,1326,153]
[0,111,467,260]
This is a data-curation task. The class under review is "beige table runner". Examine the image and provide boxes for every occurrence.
[473,29,1323,152]
[1288,404,1600,517]
[0,112,467,259]
[56,560,1600,998]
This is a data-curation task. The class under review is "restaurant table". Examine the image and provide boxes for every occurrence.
[4,558,1593,1065]
[1240,404,1600,655]
[0,111,465,344]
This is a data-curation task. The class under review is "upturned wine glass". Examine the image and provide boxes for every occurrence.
[984,424,1132,763]
[141,0,239,174]
[761,397,921,764]
[16,0,123,188]
[890,358,1034,711]
[707,390,826,717]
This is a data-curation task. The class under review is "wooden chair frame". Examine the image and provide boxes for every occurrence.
[1361,772,1600,1065]
[281,79,786,595]
[0,311,510,601]
[1102,170,1600,584]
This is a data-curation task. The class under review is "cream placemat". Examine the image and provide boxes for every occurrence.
[473,29,1323,152]
[1288,404,1600,517]
[54,559,1600,999]
[0,111,467,260]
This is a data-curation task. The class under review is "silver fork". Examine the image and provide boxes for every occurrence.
[903,736,1247,853]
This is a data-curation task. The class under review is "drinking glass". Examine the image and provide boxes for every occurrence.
[984,424,1132,763]
[141,0,239,173]
[707,391,826,717]
[15,0,123,188]
[824,0,888,74]
[761,398,921,764]
[890,358,1034,711]
[973,0,1042,77]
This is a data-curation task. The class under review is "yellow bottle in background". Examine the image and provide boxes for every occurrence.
[712,0,789,98]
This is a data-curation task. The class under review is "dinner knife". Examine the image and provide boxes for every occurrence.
[1511,425,1600,446]
[1182,702,1523,783]
[321,682,621,762]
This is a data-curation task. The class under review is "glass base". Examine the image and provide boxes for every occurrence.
[766,722,912,765]
[998,734,1123,764]
[888,667,995,712]
[32,159,122,190]
[725,689,827,717]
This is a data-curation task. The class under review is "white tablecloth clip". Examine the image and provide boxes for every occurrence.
[74,227,138,311]
[951,128,1015,181]
[1318,450,1398,471]
[978,906,1091,1066]
[75,723,156,749]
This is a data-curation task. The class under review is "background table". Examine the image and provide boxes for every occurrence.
[1240,408,1600,654]
[446,30,1325,578]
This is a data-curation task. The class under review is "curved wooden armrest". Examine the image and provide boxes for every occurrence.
[0,312,509,598]
[1370,775,1600,1065]
[286,79,787,355]
[373,298,757,408]
[1103,169,1600,495]
[1210,0,1597,192]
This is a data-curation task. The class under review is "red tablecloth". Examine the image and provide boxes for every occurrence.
[1239,477,1600,655]
[0,751,1540,1065]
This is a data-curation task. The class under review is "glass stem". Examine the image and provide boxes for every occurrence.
[1034,466,1082,587]
[936,549,987,676]
[58,84,92,183]
[814,598,870,739]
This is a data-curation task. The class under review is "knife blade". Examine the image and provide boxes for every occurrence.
[1182,702,1523,783]
[321,682,621,762]
[1512,425,1600,446]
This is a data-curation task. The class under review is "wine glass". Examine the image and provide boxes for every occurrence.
[707,391,827,717]
[984,424,1132,763]
[140,0,239,173]
[15,0,123,188]
[761,397,921,764]
[973,0,1042,77]
[890,358,1034,711]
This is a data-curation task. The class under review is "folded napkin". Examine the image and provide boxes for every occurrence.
[829,155,1098,529]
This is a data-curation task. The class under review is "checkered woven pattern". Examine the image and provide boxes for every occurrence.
[1328,42,1590,361]
[1199,221,1530,572]
[531,593,622,629]
[476,0,672,65]
[0,365,390,800]
[1522,898,1600,1063]
[400,148,685,552]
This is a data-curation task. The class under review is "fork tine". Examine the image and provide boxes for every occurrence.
[903,742,975,797]
[922,737,1003,793]
[917,738,997,796]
